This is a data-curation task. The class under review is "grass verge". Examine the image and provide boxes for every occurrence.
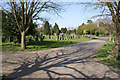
[96,41,120,69]
[2,36,94,51]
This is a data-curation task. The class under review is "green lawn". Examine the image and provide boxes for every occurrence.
[2,35,100,51]
[96,41,120,69]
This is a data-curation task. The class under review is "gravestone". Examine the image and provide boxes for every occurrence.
[60,37,62,40]
[62,35,64,40]
[40,38,43,41]
[17,35,21,43]
[35,35,39,42]
[40,36,45,41]
[7,36,13,42]
[39,36,41,41]
[35,38,38,42]
[76,36,78,38]
[33,36,35,41]
[43,36,45,39]
[39,36,41,39]
[29,37,32,42]
[73,35,74,38]
[68,36,70,39]
[2,38,5,43]
[33,36,35,39]
[49,35,51,39]
[10,36,13,42]
[14,41,19,44]
[57,35,59,40]
[67,36,69,40]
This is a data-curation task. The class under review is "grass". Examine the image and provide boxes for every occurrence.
[91,36,103,39]
[96,41,120,69]
[1,35,100,51]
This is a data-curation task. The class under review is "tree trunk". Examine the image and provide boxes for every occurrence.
[21,31,26,50]
[116,24,120,60]
[107,37,118,61]
[117,1,120,60]
[109,31,112,41]
[107,24,120,61]
[17,35,21,43]
[9,36,11,42]
[9,36,13,42]
[35,35,38,42]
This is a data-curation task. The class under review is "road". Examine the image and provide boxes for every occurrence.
[2,37,119,79]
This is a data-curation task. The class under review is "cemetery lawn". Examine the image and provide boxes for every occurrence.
[96,41,120,69]
[2,36,100,51]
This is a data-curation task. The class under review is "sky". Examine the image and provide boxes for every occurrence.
[0,2,107,29]
[38,2,104,29]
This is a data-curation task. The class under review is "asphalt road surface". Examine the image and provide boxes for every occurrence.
[2,37,119,79]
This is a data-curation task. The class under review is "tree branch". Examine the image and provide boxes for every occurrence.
[33,2,47,18]
[106,2,116,23]
[10,2,22,32]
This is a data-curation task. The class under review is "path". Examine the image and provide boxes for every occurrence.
[2,37,119,79]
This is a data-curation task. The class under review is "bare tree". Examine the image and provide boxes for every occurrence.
[97,16,115,41]
[82,1,120,60]
[1,1,62,50]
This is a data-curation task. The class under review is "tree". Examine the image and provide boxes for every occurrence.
[96,23,107,35]
[61,27,67,33]
[50,29,54,35]
[26,21,38,36]
[84,1,120,60]
[87,20,93,23]
[74,29,76,34]
[53,23,59,35]
[36,27,44,34]
[104,2,120,60]
[2,11,20,42]
[76,23,85,35]
[43,21,51,35]
[66,30,71,35]
[76,26,82,35]
[86,23,98,35]
[49,24,54,35]
[2,10,39,43]
[1,1,61,50]
[97,17,115,41]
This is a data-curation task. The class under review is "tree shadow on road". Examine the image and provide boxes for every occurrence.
[3,47,119,80]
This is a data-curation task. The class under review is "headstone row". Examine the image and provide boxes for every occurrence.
[29,35,45,42]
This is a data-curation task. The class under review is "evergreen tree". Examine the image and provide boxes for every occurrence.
[53,23,59,35]
[2,11,20,42]
[74,29,76,34]
[43,21,51,35]
[61,27,67,33]
[50,29,54,35]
